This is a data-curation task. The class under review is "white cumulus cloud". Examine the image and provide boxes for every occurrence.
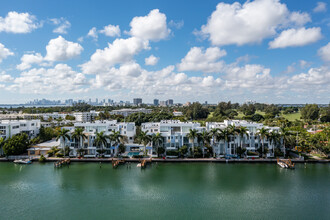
[16,53,44,70]
[99,24,120,37]
[0,43,14,63]
[145,55,159,66]
[198,0,314,46]
[87,27,98,40]
[0,11,39,33]
[129,9,171,41]
[45,36,83,61]
[318,42,330,62]
[51,18,71,34]
[81,37,149,74]
[313,2,327,13]
[177,47,226,73]
[269,27,322,49]
[0,71,14,82]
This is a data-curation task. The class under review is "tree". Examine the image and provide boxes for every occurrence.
[151,133,163,157]
[136,131,151,155]
[72,128,87,150]
[0,137,5,156]
[251,114,264,122]
[237,127,249,152]
[268,130,280,155]
[280,127,292,157]
[118,143,126,156]
[257,128,269,158]
[56,129,70,157]
[301,104,320,121]
[199,130,211,158]
[185,102,209,120]
[240,104,256,116]
[109,130,125,156]
[65,115,76,120]
[94,131,108,156]
[217,128,232,155]
[179,145,188,157]
[3,133,30,156]
[187,129,198,156]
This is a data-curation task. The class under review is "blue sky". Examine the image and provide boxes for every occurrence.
[0,0,329,104]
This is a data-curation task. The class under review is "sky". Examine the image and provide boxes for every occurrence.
[0,0,329,104]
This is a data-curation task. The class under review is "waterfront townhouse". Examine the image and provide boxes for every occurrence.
[110,108,152,117]
[0,120,41,140]
[60,120,136,157]
[206,120,280,158]
[141,120,205,155]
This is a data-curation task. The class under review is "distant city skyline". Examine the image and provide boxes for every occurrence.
[0,0,329,104]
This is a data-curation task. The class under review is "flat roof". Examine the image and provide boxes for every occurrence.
[34,139,60,147]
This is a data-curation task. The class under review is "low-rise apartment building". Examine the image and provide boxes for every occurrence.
[0,120,41,140]
[60,120,136,157]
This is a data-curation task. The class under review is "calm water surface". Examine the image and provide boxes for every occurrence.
[0,162,329,219]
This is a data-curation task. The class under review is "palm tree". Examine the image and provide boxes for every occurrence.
[94,131,108,156]
[136,131,151,155]
[237,126,249,155]
[268,130,280,156]
[228,125,239,155]
[187,129,198,156]
[210,128,219,156]
[72,128,87,156]
[0,137,6,156]
[199,130,211,158]
[56,129,70,157]
[109,131,125,156]
[218,128,232,155]
[257,127,269,158]
[280,127,292,157]
[151,133,163,157]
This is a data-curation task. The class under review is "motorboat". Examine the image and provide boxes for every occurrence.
[277,161,288,168]
[13,159,32,164]
[277,158,295,169]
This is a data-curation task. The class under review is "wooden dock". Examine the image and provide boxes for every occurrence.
[140,158,152,169]
[54,158,71,168]
[112,159,125,168]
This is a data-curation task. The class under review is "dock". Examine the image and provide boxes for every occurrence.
[54,158,71,168]
[112,159,125,168]
[140,158,152,169]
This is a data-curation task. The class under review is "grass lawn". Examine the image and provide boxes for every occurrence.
[281,111,301,121]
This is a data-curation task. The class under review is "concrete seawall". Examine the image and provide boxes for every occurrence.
[1,157,329,163]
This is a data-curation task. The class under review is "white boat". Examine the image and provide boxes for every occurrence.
[136,163,142,167]
[13,159,32,164]
[277,161,288,168]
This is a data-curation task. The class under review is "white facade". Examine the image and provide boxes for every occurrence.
[60,120,136,157]
[0,120,41,139]
[110,108,152,117]
[73,111,98,122]
[141,120,204,154]
[206,120,280,157]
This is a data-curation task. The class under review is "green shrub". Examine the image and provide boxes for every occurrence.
[247,151,258,156]
[39,154,46,163]
[166,150,179,156]
[55,152,64,158]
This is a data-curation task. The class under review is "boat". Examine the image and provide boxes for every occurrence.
[277,161,288,168]
[136,163,142,167]
[13,159,32,164]
[277,158,295,169]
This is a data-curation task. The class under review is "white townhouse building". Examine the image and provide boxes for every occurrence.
[0,120,41,140]
[73,111,99,122]
[110,108,152,117]
[141,120,205,154]
[60,120,136,157]
[206,120,280,158]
